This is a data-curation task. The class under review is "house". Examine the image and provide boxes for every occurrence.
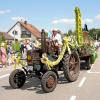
[7,21,41,41]
[0,32,14,40]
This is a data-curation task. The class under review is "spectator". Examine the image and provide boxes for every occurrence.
[12,39,21,58]
[20,42,25,54]
[26,40,32,51]
[0,43,7,67]
[7,43,12,66]
[12,39,21,53]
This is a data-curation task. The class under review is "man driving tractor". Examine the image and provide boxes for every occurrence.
[51,29,63,54]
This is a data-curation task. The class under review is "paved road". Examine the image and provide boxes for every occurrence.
[0,49,100,100]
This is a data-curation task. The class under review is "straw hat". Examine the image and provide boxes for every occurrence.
[27,40,30,44]
[52,28,58,32]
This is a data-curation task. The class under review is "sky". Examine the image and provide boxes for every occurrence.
[0,0,100,33]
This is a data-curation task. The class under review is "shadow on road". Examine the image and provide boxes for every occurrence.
[2,61,88,94]
[2,86,14,90]
[2,74,69,94]
[21,77,45,94]
[2,77,45,94]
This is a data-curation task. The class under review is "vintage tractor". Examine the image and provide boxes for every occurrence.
[9,28,80,93]
[9,6,97,93]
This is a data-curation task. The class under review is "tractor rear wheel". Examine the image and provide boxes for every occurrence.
[41,71,57,93]
[63,51,80,82]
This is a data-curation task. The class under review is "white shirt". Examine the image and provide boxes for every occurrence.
[26,44,32,50]
[52,33,62,45]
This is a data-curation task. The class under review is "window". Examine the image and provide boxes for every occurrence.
[12,30,18,35]
[21,31,31,38]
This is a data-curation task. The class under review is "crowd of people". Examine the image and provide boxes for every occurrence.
[0,39,33,68]
[0,29,63,68]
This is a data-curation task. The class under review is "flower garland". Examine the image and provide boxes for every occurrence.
[41,37,71,70]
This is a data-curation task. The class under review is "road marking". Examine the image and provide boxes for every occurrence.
[70,96,76,100]
[0,69,12,72]
[87,64,100,74]
[0,74,10,79]
[89,64,94,70]
[78,77,86,87]
[87,70,100,74]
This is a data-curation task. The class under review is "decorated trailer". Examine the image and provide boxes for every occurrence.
[74,7,97,70]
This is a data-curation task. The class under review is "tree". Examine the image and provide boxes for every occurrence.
[89,28,100,40]
[2,33,5,42]
[0,33,5,44]
[88,28,96,40]
[68,30,73,36]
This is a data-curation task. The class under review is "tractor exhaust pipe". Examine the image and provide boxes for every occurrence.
[41,29,47,53]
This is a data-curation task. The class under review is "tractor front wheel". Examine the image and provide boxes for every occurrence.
[9,69,26,89]
[41,71,57,93]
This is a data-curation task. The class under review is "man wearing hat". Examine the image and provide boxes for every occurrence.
[52,29,62,46]
[52,29,62,54]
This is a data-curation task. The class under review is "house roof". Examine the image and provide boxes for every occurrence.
[0,32,14,40]
[7,21,41,39]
